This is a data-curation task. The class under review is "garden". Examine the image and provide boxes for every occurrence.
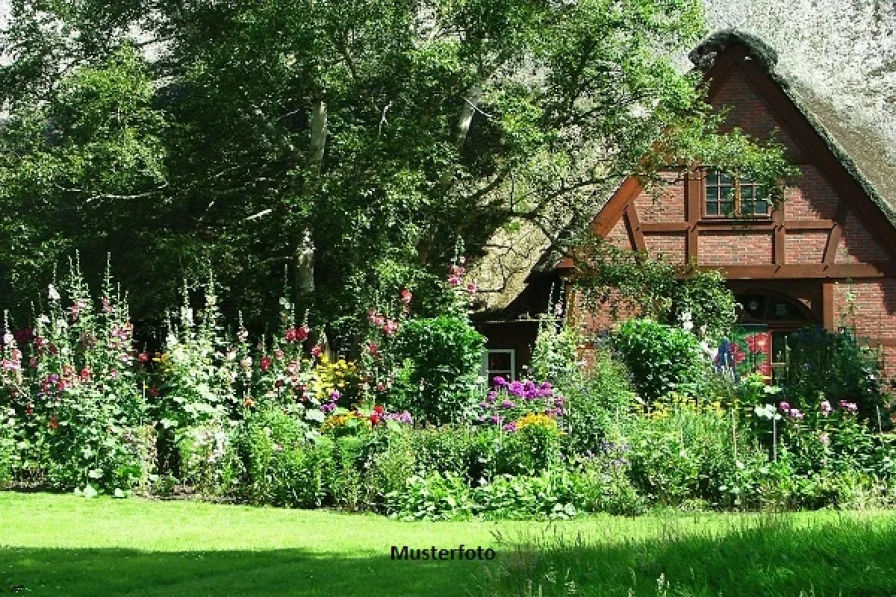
[2,258,896,522]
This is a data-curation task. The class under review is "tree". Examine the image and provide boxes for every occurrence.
[0,0,791,347]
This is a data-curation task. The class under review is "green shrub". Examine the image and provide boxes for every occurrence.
[614,318,706,403]
[566,453,645,516]
[496,417,563,476]
[388,316,485,425]
[236,408,332,507]
[330,435,370,510]
[781,326,889,423]
[624,397,769,507]
[0,421,14,488]
[472,471,579,520]
[386,471,475,520]
[409,425,499,482]
[529,320,635,454]
[177,423,243,498]
[365,431,417,510]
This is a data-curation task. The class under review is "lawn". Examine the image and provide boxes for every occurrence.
[1,493,895,596]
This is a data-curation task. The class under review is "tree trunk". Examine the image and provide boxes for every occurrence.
[294,98,328,318]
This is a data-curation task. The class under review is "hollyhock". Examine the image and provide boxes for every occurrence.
[260,356,272,372]
[820,400,832,416]
[400,289,412,304]
[311,345,322,358]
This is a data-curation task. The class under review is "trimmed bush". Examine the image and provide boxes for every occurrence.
[389,316,485,424]
[614,318,706,403]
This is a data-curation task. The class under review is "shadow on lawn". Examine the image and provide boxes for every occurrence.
[3,515,896,597]
[0,546,490,597]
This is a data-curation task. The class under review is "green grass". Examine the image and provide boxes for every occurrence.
[1,493,895,596]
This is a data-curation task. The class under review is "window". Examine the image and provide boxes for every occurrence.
[704,170,769,217]
[482,349,515,385]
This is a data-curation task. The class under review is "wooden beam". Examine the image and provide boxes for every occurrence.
[822,282,835,329]
[773,207,785,266]
[686,171,700,264]
[624,203,647,253]
[823,203,848,265]
[786,219,836,231]
[642,222,689,232]
[714,263,896,279]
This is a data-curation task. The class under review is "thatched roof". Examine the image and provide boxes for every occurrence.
[471,0,896,314]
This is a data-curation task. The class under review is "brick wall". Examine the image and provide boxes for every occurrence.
[712,65,805,160]
[644,233,687,265]
[700,231,774,265]
[832,280,896,378]
[786,231,827,264]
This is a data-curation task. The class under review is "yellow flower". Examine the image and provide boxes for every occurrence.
[516,413,558,431]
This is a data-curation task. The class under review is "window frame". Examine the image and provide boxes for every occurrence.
[482,349,516,383]
[702,170,771,219]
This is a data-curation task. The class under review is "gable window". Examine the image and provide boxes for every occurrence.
[482,349,515,385]
[704,170,769,218]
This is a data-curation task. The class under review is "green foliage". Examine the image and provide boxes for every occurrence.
[387,471,476,521]
[624,397,769,508]
[573,239,737,342]
[235,407,331,508]
[0,0,792,340]
[176,424,242,498]
[0,260,152,492]
[781,326,889,422]
[389,316,485,425]
[614,318,707,403]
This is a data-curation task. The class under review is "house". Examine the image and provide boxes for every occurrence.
[471,30,896,383]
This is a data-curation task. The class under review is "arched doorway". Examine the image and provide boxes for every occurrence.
[734,290,818,381]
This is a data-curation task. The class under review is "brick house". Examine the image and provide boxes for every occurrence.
[471,30,896,382]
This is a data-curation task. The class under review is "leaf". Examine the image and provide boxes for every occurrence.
[305,410,325,423]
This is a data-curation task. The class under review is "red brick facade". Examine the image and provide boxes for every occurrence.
[566,44,896,379]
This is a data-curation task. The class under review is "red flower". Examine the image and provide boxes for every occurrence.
[49,415,58,430]
[260,356,272,372]
[745,333,769,355]
[730,342,746,365]
[138,352,150,363]
[374,405,385,414]
[79,368,92,382]
[382,320,399,336]
[311,345,322,358]
[367,342,380,356]
[376,382,386,392]
[369,412,381,425]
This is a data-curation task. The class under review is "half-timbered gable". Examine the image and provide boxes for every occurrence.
[473,30,896,381]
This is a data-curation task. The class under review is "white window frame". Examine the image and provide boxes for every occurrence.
[482,349,516,381]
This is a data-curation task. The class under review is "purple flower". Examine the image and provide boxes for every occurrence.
[489,415,503,425]
[500,399,516,409]
[320,403,336,414]
[839,400,858,414]
[554,397,565,407]
[503,422,517,433]
[508,381,524,396]
[779,401,791,413]
[385,410,414,425]
[819,400,832,416]
[479,401,491,409]
[492,376,507,388]
[789,408,804,420]
[329,390,341,402]
[486,391,498,403]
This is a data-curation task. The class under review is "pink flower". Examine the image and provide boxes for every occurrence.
[367,342,380,356]
[819,432,830,446]
[400,289,412,305]
[138,352,150,363]
[819,400,832,416]
[779,401,791,413]
[311,345,322,358]
[260,356,272,372]
[789,408,804,420]
[466,282,478,294]
[448,275,462,287]
[383,320,399,336]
